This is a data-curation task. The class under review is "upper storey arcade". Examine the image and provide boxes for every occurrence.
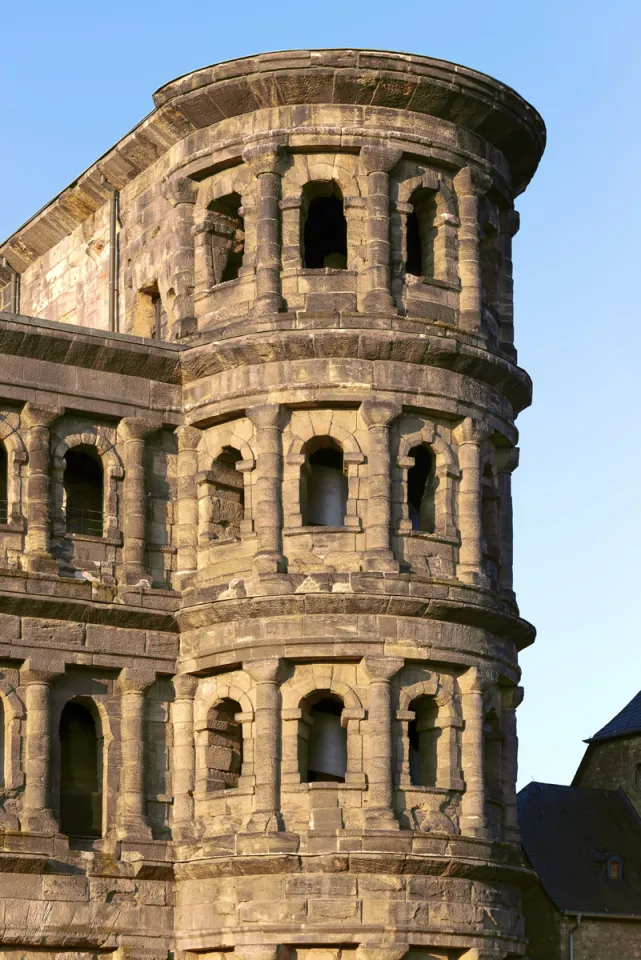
[0,50,545,366]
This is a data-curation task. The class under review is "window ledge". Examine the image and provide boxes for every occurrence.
[405,276,460,292]
[63,532,122,546]
[285,525,357,536]
[0,521,24,534]
[298,267,357,277]
[401,530,460,545]
[284,781,364,792]
[396,784,462,795]
[197,785,255,800]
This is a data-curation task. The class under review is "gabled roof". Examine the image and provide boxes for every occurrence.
[518,782,641,917]
[588,690,641,743]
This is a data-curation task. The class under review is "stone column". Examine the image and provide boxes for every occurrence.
[454,418,491,586]
[120,418,158,585]
[20,661,62,833]
[246,403,286,574]
[459,667,488,838]
[498,207,520,359]
[360,146,403,313]
[361,399,401,572]
[243,140,285,315]
[171,673,199,841]
[173,425,201,588]
[453,166,492,334]
[437,715,465,790]
[496,446,519,600]
[117,668,155,840]
[244,657,285,832]
[163,177,197,339]
[363,656,404,829]
[501,684,524,846]
[22,403,63,574]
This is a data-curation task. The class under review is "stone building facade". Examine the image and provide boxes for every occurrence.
[0,50,544,960]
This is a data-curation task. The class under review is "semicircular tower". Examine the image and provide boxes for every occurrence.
[163,50,545,960]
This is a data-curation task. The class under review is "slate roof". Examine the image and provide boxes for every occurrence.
[518,782,641,916]
[588,690,641,743]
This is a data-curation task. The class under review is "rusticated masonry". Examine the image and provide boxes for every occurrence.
[0,48,544,960]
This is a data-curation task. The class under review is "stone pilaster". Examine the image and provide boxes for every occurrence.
[171,673,199,841]
[244,657,285,832]
[22,403,63,574]
[120,417,160,585]
[498,207,520,358]
[501,684,524,845]
[453,165,493,334]
[454,417,492,586]
[496,446,519,599]
[243,141,286,315]
[173,425,201,587]
[163,177,198,339]
[459,667,490,838]
[20,660,63,834]
[360,146,403,313]
[361,398,401,571]
[117,668,155,841]
[363,656,404,828]
[246,403,286,574]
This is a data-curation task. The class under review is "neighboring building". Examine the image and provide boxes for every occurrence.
[519,692,641,959]
[0,50,545,960]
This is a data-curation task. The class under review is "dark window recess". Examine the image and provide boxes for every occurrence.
[151,287,168,341]
[306,696,347,783]
[407,444,435,533]
[0,443,7,524]
[405,189,437,280]
[59,702,101,838]
[484,711,502,802]
[406,210,423,277]
[209,446,244,541]
[209,192,245,284]
[64,447,104,537]
[206,699,243,790]
[302,183,347,269]
[301,438,347,526]
[408,696,440,787]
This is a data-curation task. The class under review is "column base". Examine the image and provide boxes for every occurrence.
[24,553,59,576]
[171,316,197,340]
[458,566,490,588]
[363,807,400,830]
[362,291,397,314]
[252,551,287,574]
[116,818,153,842]
[255,294,285,315]
[244,811,284,833]
[121,567,153,587]
[363,550,399,572]
[21,810,59,835]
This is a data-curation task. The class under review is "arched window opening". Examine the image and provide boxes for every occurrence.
[301,437,347,527]
[205,698,243,790]
[64,446,103,537]
[303,693,347,783]
[484,710,502,803]
[59,701,101,838]
[302,182,347,269]
[408,696,440,787]
[482,463,500,581]
[480,222,500,311]
[405,188,437,280]
[0,442,8,524]
[208,446,244,541]
[408,444,436,533]
[209,192,245,284]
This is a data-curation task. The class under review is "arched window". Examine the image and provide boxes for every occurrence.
[482,463,499,582]
[208,446,244,541]
[484,710,502,803]
[405,188,437,280]
[303,693,347,783]
[209,192,245,284]
[59,701,101,838]
[0,442,7,524]
[407,444,436,533]
[301,437,347,526]
[408,695,440,787]
[205,698,243,790]
[302,181,347,269]
[64,446,103,537]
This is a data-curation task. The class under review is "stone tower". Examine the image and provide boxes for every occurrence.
[0,51,544,960]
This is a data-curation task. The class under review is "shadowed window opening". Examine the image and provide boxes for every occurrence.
[0,443,7,524]
[302,182,347,269]
[406,211,422,277]
[64,447,103,537]
[208,446,244,541]
[405,188,437,279]
[205,698,243,790]
[305,694,347,783]
[60,702,101,838]
[301,437,347,526]
[606,855,623,881]
[209,192,245,284]
[484,710,502,802]
[408,695,440,787]
[408,444,436,533]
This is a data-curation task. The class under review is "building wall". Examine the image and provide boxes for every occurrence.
[575,739,641,815]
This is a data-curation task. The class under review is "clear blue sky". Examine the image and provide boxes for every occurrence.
[3,1,640,788]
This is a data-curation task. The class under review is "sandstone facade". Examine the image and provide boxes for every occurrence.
[0,50,544,960]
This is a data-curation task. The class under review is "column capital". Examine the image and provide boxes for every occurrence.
[246,402,286,431]
[500,207,520,237]
[360,145,404,174]
[496,445,519,473]
[356,946,407,960]
[458,664,498,696]
[176,424,202,451]
[117,667,157,695]
[244,657,286,685]
[120,416,163,441]
[243,138,287,176]
[163,176,197,207]
[20,658,64,685]
[172,673,199,699]
[234,947,280,960]
[22,403,64,430]
[453,164,493,197]
[363,656,404,682]
[454,417,492,446]
[501,683,524,711]
[360,398,402,428]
